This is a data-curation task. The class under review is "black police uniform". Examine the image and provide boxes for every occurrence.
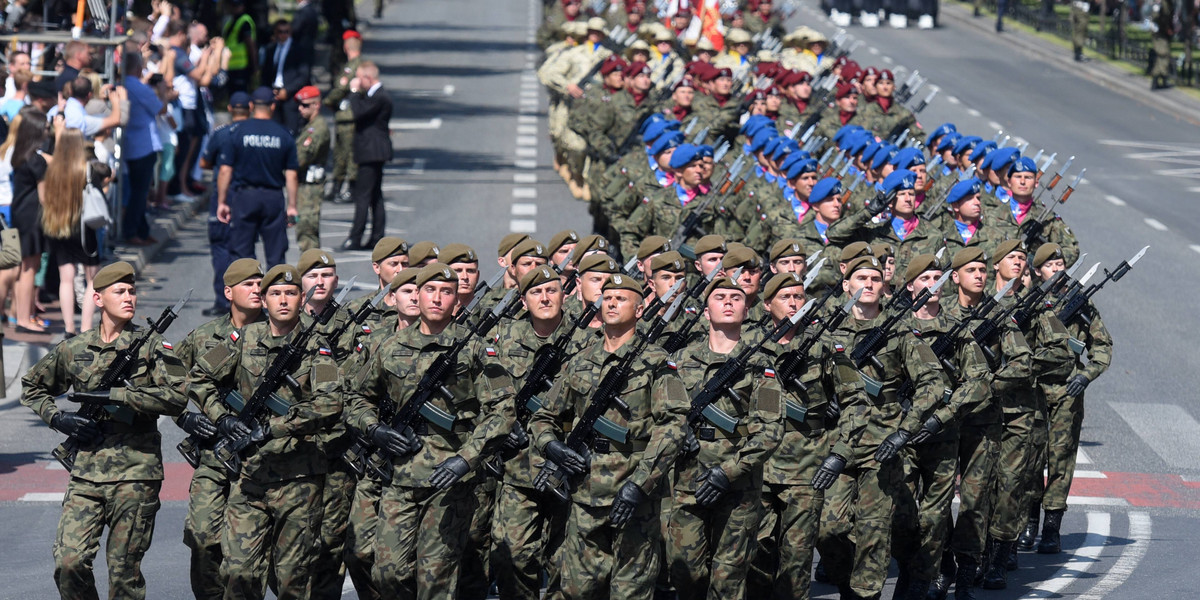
[218,117,299,267]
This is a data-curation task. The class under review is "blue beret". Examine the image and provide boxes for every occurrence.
[969,141,998,164]
[1007,156,1038,176]
[668,144,701,169]
[946,178,984,204]
[834,125,864,146]
[809,177,843,203]
[936,132,962,153]
[696,144,714,159]
[987,147,1020,172]
[251,86,275,104]
[891,147,925,170]
[642,119,681,144]
[883,169,918,194]
[649,131,685,156]
[871,144,899,170]
[770,139,798,162]
[750,129,779,154]
[953,135,983,156]
[850,134,874,158]
[785,158,819,180]
[741,115,773,134]
[639,113,668,134]
[925,122,956,147]
[779,152,807,173]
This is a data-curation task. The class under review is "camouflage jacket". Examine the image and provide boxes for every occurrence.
[1053,297,1112,383]
[325,55,363,123]
[858,99,922,141]
[690,93,740,146]
[825,208,948,285]
[343,288,400,333]
[987,198,1080,268]
[902,313,994,439]
[175,311,266,420]
[671,338,783,501]
[942,298,1032,426]
[188,320,342,482]
[579,89,651,160]
[295,115,331,178]
[22,324,188,482]
[345,323,516,487]
[529,339,689,507]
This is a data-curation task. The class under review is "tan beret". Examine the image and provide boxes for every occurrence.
[519,265,561,295]
[843,255,883,280]
[499,233,530,257]
[769,239,807,263]
[371,237,409,262]
[261,265,302,291]
[991,239,1026,267]
[511,238,548,260]
[703,276,743,302]
[649,251,686,273]
[408,241,441,265]
[602,272,645,297]
[388,268,421,292]
[574,234,611,258]
[870,242,895,259]
[693,234,727,257]
[902,254,941,287]
[1032,243,1064,269]
[637,235,671,260]
[415,262,458,287]
[952,247,988,271]
[297,248,336,274]
[223,258,264,287]
[721,246,760,270]
[763,272,805,300]
[577,254,620,274]
[93,261,135,291]
[439,243,478,265]
[839,241,874,263]
[548,230,580,255]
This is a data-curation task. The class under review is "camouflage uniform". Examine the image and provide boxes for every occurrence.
[987,199,1080,267]
[295,114,331,251]
[187,320,343,600]
[345,323,516,600]
[857,99,923,141]
[824,208,948,286]
[529,340,690,600]
[490,316,595,600]
[818,312,946,599]
[325,55,363,194]
[667,339,783,599]
[813,110,861,154]
[689,94,740,150]
[22,325,187,600]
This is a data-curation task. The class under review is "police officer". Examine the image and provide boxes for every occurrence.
[294,85,331,252]
[200,91,253,316]
[22,262,188,600]
[216,87,300,268]
[187,264,343,600]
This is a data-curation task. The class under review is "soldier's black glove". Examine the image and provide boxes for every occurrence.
[910,415,943,445]
[694,466,731,507]
[865,191,892,216]
[610,480,648,527]
[51,411,103,446]
[825,397,842,421]
[874,430,911,463]
[68,389,120,405]
[178,412,218,439]
[545,440,587,476]
[429,455,471,490]
[369,423,417,456]
[217,415,252,443]
[502,422,530,452]
[1066,374,1090,397]
[811,453,846,491]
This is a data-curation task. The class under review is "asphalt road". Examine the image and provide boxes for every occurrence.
[2,0,1198,597]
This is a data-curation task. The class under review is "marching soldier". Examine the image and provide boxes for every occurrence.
[814,83,862,152]
[858,70,923,140]
[176,259,267,600]
[988,157,1080,268]
[294,86,331,252]
[22,262,188,600]
[342,237,411,325]
[325,30,365,204]
[1151,0,1174,89]
[187,264,342,600]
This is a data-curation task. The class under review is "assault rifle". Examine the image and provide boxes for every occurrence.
[1056,246,1147,326]
[455,269,505,325]
[1021,168,1084,247]
[659,267,743,353]
[849,270,952,370]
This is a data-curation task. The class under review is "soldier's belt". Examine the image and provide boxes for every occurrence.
[589,437,649,454]
[225,389,291,417]
[696,424,752,441]
[412,420,473,436]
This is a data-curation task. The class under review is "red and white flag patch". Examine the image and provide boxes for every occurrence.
[161,341,173,350]
[666,360,678,370]
[230,331,240,342]
[319,347,332,356]
[485,347,498,357]
[764,368,776,378]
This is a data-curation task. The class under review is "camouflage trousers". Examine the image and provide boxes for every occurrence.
[817,453,904,598]
[222,475,324,600]
[665,490,761,600]
[344,475,384,600]
[1025,407,1050,516]
[988,409,1036,541]
[950,421,1001,560]
[1041,385,1084,511]
[1152,35,1171,77]
[892,436,959,581]
[54,478,162,600]
[560,498,662,600]
[311,460,355,599]
[747,483,824,600]
[458,479,496,600]
[333,122,357,183]
[491,481,568,600]
[184,452,231,600]
[1070,5,1088,51]
[297,183,324,252]
[372,483,477,600]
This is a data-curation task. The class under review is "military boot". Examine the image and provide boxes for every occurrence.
[953,556,978,600]
[1017,507,1039,551]
[1004,540,1019,571]
[891,567,910,600]
[816,558,832,583]
[927,552,955,600]
[1038,509,1064,554]
[905,580,931,600]
[982,540,1011,589]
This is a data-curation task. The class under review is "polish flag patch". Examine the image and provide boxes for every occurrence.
[764,368,776,378]
[666,360,678,370]
[834,344,845,353]
[486,347,498,357]
[161,341,173,350]
[230,331,240,342]
[355,342,364,353]
[319,347,333,356]
[361,324,372,334]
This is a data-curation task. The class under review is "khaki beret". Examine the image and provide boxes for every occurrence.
[577,254,620,274]
[261,265,301,291]
[297,248,336,274]
[693,234,727,257]
[439,243,479,265]
[388,268,420,292]
[223,258,265,286]
[637,235,671,260]
[415,262,458,287]
[769,239,807,263]
[843,255,883,280]
[371,237,409,262]
[602,272,645,297]
[511,238,548,260]
[649,251,686,273]
[408,241,441,265]
[548,230,580,255]
[721,246,760,270]
[519,265,561,295]
[563,21,588,39]
[991,240,1026,267]
[586,16,607,31]
[952,247,988,270]
[839,241,874,263]
[499,233,530,257]
[574,234,611,258]
[703,276,743,302]
[725,28,752,45]
[763,272,805,300]
[93,261,136,291]
[870,242,895,259]
[1032,243,1064,269]
[903,254,941,287]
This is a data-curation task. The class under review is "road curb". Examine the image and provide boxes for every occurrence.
[940,2,1200,125]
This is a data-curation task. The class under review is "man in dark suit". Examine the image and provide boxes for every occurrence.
[261,19,311,134]
[341,60,393,251]
[291,0,320,67]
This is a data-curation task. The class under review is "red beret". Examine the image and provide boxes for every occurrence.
[796,70,813,84]
[294,85,320,101]
[834,56,848,68]
[835,82,857,99]
[715,67,733,79]
[626,61,651,76]
[600,57,627,76]
[841,65,860,83]
[755,62,779,77]
[862,66,879,79]
[674,75,696,90]
[765,85,783,96]
[342,30,361,41]
[879,69,894,81]
[746,89,767,102]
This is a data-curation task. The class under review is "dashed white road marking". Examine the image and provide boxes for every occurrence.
[443,84,455,96]
[882,56,893,64]
[512,203,538,216]
[408,158,426,175]
[516,136,538,146]
[1076,447,1092,464]
[46,461,66,470]
[946,95,960,105]
[1078,512,1151,600]
[966,108,981,117]
[510,219,537,233]
[516,147,537,158]
[518,115,538,124]
[514,159,537,169]
[1020,512,1110,598]
[1190,244,1200,254]
[380,183,422,192]
[1067,496,1129,506]
[987,120,1003,131]
[389,117,442,130]
[1104,194,1127,206]
[513,173,537,184]
[520,90,538,99]
[512,188,537,199]
[517,125,538,135]
[1144,218,1168,231]
[868,46,879,55]
[525,52,536,61]
[20,492,65,502]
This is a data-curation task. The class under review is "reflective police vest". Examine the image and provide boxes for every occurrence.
[224,14,256,71]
